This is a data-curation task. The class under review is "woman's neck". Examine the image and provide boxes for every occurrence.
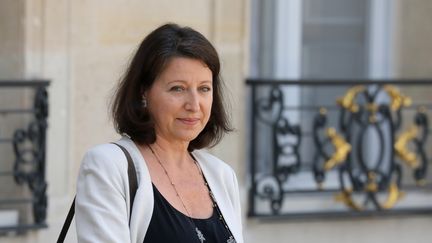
[150,136,192,168]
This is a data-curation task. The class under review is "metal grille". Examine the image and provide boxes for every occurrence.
[247,79,432,219]
[0,80,49,234]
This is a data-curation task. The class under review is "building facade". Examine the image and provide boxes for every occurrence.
[1,0,431,242]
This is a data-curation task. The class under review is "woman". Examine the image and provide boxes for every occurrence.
[75,23,243,243]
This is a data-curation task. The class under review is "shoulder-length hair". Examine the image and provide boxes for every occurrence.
[111,23,232,150]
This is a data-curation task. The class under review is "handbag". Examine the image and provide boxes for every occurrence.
[57,143,138,243]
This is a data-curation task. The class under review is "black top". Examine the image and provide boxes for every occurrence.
[143,184,232,243]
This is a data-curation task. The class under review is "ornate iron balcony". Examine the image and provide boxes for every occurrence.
[247,79,432,219]
[0,80,49,234]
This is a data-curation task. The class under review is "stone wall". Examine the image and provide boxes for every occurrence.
[394,0,432,77]
[0,0,25,78]
[0,0,247,242]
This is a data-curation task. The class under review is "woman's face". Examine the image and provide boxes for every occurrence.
[145,57,213,144]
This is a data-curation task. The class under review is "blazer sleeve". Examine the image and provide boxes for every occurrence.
[75,145,131,243]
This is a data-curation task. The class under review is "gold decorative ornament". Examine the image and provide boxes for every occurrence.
[365,172,378,192]
[383,85,412,111]
[334,183,403,210]
[366,182,378,192]
[366,103,378,113]
[394,125,419,168]
[324,128,352,171]
[366,103,379,123]
[319,107,327,115]
[381,183,404,209]
[334,189,363,211]
[337,85,365,113]
[369,115,377,123]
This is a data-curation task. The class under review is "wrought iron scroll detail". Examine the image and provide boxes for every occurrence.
[313,85,429,210]
[409,109,429,185]
[254,87,301,214]
[12,87,48,223]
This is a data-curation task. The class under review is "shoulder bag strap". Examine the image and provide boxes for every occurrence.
[112,142,138,222]
[57,197,75,243]
[57,143,138,243]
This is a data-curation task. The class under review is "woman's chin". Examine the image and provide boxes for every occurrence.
[169,132,201,144]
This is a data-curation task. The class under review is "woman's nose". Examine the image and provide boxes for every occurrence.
[185,91,200,111]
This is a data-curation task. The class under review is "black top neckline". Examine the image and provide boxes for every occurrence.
[143,182,232,243]
[151,183,215,221]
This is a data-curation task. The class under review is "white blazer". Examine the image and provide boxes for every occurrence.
[75,136,244,243]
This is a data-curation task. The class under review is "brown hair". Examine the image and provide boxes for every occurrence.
[111,23,232,150]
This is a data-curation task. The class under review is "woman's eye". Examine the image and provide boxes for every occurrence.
[200,86,212,92]
[170,86,184,92]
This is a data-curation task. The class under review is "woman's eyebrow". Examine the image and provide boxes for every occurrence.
[166,80,212,84]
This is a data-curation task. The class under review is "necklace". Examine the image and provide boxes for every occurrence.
[148,145,236,243]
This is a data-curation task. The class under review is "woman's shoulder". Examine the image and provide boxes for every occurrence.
[79,142,128,173]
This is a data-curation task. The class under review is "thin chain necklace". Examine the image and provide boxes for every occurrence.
[148,145,236,243]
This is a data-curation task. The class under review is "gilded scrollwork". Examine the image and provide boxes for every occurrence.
[383,85,412,111]
[336,85,365,113]
[394,125,419,168]
[323,127,352,171]
[313,84,428,210]
[381,183,404,209]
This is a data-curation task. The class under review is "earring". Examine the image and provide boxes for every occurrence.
[142,96,148,108]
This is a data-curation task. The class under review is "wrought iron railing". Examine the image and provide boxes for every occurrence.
[0,80,49,233]
[247,79,432,219]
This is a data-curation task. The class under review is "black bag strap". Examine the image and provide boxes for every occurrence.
[57,143,138,243]
[114,143,138,221]
[57,197,75,243]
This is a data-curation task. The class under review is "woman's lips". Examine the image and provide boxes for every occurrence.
[177,118,200,125]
